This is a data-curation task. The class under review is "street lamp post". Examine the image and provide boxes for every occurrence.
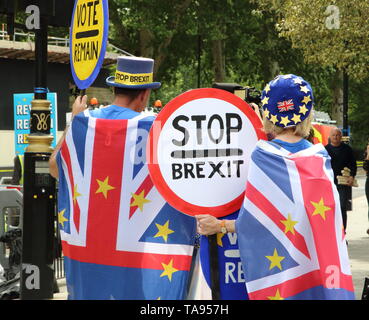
[20,13,56,300]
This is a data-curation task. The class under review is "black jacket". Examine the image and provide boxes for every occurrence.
[325,143,357,185]
[364,160,369,176]
[363,151,369,177]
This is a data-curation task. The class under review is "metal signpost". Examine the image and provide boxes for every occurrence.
[20,9,56,299]
[0,0,74,300]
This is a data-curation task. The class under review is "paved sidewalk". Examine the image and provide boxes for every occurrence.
[345,175,369,300]
[53,278,68,300]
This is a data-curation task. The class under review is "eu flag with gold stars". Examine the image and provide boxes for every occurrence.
[56,112,196,300]
[236,140,355,300]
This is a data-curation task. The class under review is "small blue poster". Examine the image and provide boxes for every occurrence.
[13,93,58,155]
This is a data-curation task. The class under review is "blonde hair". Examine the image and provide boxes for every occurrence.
[263,110,313,138]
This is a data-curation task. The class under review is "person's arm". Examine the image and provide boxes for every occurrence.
[195,214,236,235]
[344,146,357,186]
[349,146,357,177]
[49,126,69,179]
[49,95,88,179]
[363,160,369,173]
[363,149,369,173]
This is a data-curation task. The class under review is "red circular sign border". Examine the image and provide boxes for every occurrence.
[147,88,266,217]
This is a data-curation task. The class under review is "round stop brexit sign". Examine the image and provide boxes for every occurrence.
[147,88,266,217]
[70,0,109,89]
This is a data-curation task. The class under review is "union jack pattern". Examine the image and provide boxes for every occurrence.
[277,99,295,112]
[57,112,196,300]
[236,140,355,300]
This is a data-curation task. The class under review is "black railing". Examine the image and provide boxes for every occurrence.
[54,256,64,280]
[53,205,65,280]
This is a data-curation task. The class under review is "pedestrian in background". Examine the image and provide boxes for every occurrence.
[11,154,23,185]
[363,140,369,235]
[325,128,357,232]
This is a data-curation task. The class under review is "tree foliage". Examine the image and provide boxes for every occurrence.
[3,0,366,150]
[109,0,193,74]
[253,0,369,81]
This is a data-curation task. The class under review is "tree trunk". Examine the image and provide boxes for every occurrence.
[139,29,154,58]
[331,69,344,127]
[153,0,193,75]
[212,39,225,82]
[108,1,127,50]
[262,60,280,83]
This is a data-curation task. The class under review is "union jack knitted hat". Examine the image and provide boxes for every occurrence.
[261,74,314,128]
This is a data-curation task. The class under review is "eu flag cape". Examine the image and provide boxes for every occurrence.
[57,112,196,300]
[236,140,355,300]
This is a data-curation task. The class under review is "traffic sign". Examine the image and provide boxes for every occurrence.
[70,0,109,89]
[147,88,266,217]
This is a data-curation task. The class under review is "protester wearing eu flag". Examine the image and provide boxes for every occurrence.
[49,57,196,300]
[195,74,355,300]
[50,56,159,179]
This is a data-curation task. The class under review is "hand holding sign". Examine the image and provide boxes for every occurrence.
[71,95,88,118]
[148,88,266,217]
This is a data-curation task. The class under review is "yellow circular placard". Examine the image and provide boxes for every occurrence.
[70,0,108,88]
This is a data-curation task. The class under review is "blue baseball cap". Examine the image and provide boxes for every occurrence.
[106,56,161,90]
[261,74,314,128]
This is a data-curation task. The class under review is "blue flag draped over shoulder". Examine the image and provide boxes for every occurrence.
[57,112,196,300]
[236,140,355,300]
